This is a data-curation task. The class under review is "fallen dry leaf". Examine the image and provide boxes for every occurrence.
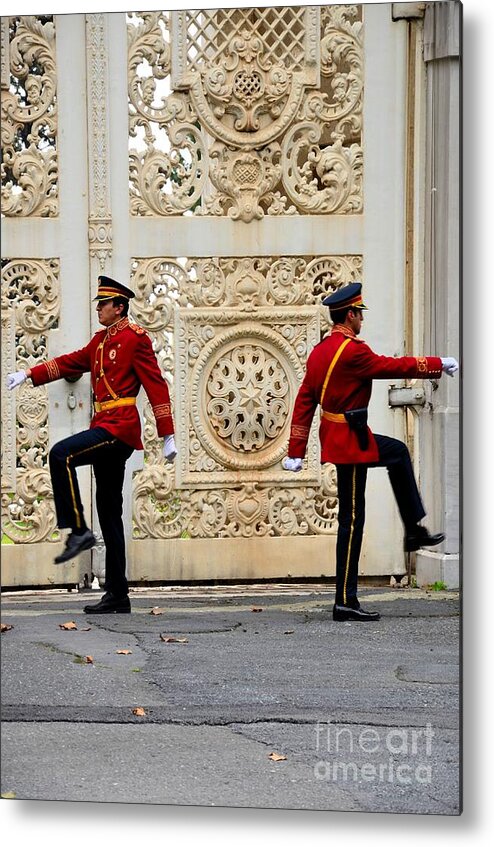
[1,623,14,633]
[85,655,94,664]
[160,635,189,643]
[150,607,164,616]
[251,607,263,613]
[117,649,132,655]
[268,752,287,762]
[59,621,77,630]
[132,707,146,717]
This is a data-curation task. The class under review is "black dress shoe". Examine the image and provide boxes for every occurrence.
[333,604,381,622]
[404,525,445,552]
[83,592,131,614]
[54,529,96,564]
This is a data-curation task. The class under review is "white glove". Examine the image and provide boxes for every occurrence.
[282,457,303,472]
[6,371,27,391]
[163,434,177,463]
[440,357,459,377]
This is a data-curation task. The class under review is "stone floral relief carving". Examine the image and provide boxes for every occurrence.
[131,255,361,540]
[86,14,113,273]
[1,259,60,543]
[128,5,363,221]
[128,11,207,216]
[1,15,58,217]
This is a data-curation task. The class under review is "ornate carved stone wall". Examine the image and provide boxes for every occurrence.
[1,7,366,576]
[1,15,58,218]
[1,14,60,548]
[1,258,60,543]
[128,6,364,553]
[128,5,363,222]
[86,13,112,275]
[130,254,362,541]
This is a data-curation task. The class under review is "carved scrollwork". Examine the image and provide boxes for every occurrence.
[1,258,61,543]
[1,144,57,217]
[1,15,58,217]
[1,258,60,357]
[132,464,186,540]
[268,488,310,536]
[128,6,363,218]
[129,122,207,216]
[304,464,339,533]
[188,490,228,538]
[128,12,171,119]
[185,259,226,308]
[129,258,185,416]
[305,4,364,142]
[131,257,185,332]
[1,468,58,544]
[267,465,338,536]
[196,29,297,140]
[283,124,363,214]
[132,474,338,540]
[305,254,363,299]
[266,258,311,306]
[223,484,271,538]
[203,142,291,222]
[221,258,268,309]
[128,11,209,216]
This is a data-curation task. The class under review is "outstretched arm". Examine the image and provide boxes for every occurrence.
[349,344,444,381]
[7,346,91,390]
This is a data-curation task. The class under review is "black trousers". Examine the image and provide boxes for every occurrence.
[335,434,426,607]
[49,427,133,599]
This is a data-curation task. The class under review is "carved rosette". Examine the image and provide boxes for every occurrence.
[1,259,60,543]
[128,5,364,220]
[131,254,361,539]
[1,16,58,217]
[181,314,315,482]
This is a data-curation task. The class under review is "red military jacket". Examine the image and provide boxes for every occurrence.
[30,317,174,450]
[287,325,443,464]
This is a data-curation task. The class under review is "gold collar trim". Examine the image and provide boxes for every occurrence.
[331,324,364,342]
[106,317,129,338]
[331,324,356,339]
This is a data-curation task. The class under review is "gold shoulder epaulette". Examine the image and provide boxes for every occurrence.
[128,322,146,335]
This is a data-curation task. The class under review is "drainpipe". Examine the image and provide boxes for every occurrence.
[419,1,461,588]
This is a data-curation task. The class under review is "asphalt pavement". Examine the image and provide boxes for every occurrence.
[1,583,460,814]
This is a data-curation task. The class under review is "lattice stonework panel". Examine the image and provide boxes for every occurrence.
[128,5,363,221]
[1,259,60,544]
[130,255,362,540]
[1,15,58,217]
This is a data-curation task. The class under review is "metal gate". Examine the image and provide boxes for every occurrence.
[2,5,419,588]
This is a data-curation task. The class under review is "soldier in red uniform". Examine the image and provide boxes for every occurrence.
[283,282,459,622]
[6,276,176,614]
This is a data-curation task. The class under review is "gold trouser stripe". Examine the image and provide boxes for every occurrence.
[65,439,116,529]
[321,410,345,423]
[94,397,136,413]
[320,337,352,405]
[343,465,357,606]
